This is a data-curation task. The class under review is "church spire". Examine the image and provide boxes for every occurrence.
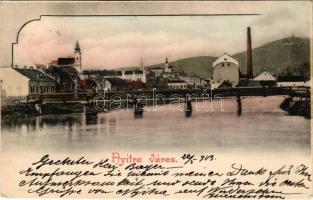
[74,41,82,72]
[164,57,171,73]
[140,56,144,69]
[75,41,81,53]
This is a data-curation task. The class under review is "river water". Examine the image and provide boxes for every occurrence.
[1,96,310,155]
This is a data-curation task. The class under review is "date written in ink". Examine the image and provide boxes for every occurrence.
[181,154,216,165]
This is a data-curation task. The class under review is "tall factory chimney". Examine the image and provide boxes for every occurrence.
[246,27,253,79]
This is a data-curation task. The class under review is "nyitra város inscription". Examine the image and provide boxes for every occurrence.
[18,153,311,199]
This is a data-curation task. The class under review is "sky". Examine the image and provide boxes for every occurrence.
[14,1,311,69]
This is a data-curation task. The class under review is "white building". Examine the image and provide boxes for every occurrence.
[253,70,277,87]
[167,79,187,89]
[253,70,275,81]
[212,53,240,87]
[162,58,173,78]
[0,67,30,97]
[178,76,202,88]
[0,66,56,98]
[113,57,174,83]
[103,78,128,91]
[277,75,308,87]
[148,66,164,77]
[117,68,147,83]
[163,58,171,73]
[115,57,147,83]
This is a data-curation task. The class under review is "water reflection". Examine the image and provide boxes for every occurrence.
[2,114,82,129]
[85,115,98,125]
[1,96,310,154]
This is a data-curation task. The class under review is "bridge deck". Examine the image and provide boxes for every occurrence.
[26,86,310,104]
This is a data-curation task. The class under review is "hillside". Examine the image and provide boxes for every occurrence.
[233,37,310,77]
[151,56,217,77]
[149,37,310,78]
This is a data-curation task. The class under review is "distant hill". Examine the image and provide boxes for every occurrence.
[233,37,310,77]
[151,56,217,77]
[149,37,310,78]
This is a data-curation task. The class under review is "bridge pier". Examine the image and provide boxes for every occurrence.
[134,98,144,118]
[236,94,242,116]
[34,104,42,115]
[41,104,51,115]
[84,103,98,124]
[185,97,192,117]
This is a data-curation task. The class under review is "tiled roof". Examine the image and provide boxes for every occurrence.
[45,66,79,80]
[168,79,186,83]
[124,69,144,75]
[105,78,128,87]
[254,71,275,81]
[82,70,117,76]
[236,80,262,87]
[150,66,164,70]
[57,57,75,65]
[14,68,55,81]
[213,53,239,67]
[277,75,306,82]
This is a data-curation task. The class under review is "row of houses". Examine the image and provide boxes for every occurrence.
[0,53,202,97]
[0,41,310,98]
[0,62,308,98]
[0,66,203,98]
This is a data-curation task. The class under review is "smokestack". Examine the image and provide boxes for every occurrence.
[246,27,253,79]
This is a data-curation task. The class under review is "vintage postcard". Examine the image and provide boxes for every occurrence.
[0,1,312,199]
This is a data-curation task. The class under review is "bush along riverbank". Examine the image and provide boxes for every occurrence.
[280,97,311,119]
[1,98,171,119]
[1,103,39,118]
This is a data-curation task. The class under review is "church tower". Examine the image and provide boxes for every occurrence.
[139,56,147,83]
[164,57,171,73]
[74,41,82,72]
[140,56,144,70]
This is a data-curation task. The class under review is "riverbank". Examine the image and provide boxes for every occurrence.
[1,103,84,119]
[1,104,39,118]
[280,97,311,119]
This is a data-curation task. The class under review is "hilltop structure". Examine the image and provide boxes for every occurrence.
[162,58,173,78]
